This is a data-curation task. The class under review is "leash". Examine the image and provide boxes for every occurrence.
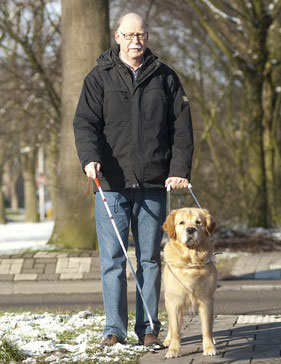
[166,182,202,214]
[92,177,155,332]
[187,183,202,209]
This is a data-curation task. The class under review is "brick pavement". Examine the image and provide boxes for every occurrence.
[139,315,281,363]
[0,250,139,282]
[1,252,281,282]
[0,251,100,281]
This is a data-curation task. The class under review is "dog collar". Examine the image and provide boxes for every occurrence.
[164,254,219,270]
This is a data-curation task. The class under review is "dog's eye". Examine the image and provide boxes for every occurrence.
[196,220,202,225]
[179,221,185,225]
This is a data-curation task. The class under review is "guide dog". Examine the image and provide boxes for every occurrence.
[162,207,217,358]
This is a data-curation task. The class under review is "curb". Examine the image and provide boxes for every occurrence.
[0,279,137,295]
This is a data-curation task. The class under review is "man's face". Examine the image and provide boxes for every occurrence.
[115,18,148,63]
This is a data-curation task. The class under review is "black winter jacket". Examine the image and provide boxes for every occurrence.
[73,45,194,191]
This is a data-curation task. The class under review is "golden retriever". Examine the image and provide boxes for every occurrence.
[162,207,217,358]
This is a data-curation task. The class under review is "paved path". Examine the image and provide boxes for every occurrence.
[140,315,281,363]
[1,251,281,284]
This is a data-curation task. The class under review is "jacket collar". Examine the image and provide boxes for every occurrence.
[97,44,159,71]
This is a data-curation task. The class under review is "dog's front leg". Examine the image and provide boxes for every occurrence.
[198,299,217,356]
[165,300,183,358]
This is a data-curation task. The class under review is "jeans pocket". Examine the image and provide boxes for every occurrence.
[114,195,121,214]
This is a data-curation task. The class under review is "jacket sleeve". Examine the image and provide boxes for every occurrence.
[167,72,194,181]
[73,70,105,172]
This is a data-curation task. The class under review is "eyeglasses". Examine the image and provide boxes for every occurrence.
[119,31,148,40]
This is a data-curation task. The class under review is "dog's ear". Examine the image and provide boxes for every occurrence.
[201,209,216,235]
[162,210,177,239]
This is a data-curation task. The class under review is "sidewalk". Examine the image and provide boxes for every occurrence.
[140,315,281,363]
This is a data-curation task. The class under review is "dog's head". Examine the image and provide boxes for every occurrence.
[162,208,216,247]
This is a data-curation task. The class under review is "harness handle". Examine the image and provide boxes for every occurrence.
[166,182,202,213]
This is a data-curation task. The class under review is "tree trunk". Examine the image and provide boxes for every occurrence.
[6,160,20,210]
[49,0,110,249]
[45,130,59,220]
[10,176,19,210]
[244,75,268,227]
[262,67,276,226]
[0,151,6,224]
[263,14,281,226]
[20,146,39,222]
[0,188,6,225]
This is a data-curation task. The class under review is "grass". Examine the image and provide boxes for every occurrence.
[55,329,78,344]
[0,336,26,363]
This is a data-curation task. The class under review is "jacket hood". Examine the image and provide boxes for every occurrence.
[97,44,158,70]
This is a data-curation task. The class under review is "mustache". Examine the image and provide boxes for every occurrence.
[129,45,142,49]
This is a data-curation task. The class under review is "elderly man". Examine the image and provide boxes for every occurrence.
[73,13,194,347]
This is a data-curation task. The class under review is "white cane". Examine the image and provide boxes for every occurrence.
[94,177,155,332]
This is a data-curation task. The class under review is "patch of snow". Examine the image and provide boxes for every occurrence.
[0,311,147,363]
[0,221,54,254]
[214,225,281,241]
[237,315,281,324]
[273,232,281,241]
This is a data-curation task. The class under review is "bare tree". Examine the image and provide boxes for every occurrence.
[48,0,110,249]
[184,0,281,226]
[0,0,61,221]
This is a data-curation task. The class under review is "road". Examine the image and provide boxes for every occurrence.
[1,280,281,315]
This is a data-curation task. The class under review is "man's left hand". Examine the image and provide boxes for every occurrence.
[165,177,189,189]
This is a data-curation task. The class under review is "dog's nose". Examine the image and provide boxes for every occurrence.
[186,227,196,235]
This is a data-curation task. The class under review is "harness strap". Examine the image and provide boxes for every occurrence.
[163,254,215,270]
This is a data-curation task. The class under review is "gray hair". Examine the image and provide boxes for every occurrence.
[114,13,148,32]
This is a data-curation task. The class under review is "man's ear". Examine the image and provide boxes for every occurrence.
[162,210,177,239]
[202,209,216,235]
[114,31,121,44]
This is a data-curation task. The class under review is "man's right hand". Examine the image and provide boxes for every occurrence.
[84,162,101,179]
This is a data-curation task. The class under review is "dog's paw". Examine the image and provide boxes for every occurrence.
[165,348,181,358]
[163,338,171,348]
[203,345,217,356]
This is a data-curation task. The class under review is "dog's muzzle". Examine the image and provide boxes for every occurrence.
[184,227,198,246]
[186,227,197,235]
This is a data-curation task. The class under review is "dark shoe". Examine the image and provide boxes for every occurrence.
[139,333,165,350]
[101,334,123,346]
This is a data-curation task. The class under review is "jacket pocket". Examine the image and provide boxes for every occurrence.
[104,89,131,127]
[141,88,167,122]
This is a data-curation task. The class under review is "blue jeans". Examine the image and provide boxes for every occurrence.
[95,188,166,341]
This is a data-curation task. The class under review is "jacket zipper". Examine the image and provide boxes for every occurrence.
[135,61,161,185]
[141,89,144,185]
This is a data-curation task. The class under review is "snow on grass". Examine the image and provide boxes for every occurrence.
[0,221,54,254]
[0,310,149,363]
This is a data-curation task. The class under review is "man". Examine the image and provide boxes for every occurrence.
[73,13,193,347]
